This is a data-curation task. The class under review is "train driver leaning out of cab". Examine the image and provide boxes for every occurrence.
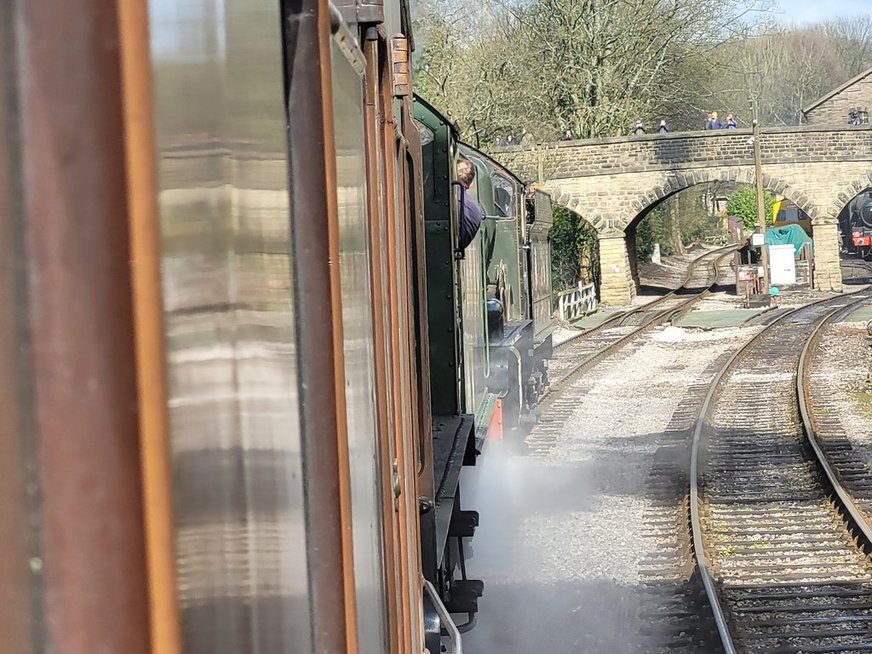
[457,158,484,250]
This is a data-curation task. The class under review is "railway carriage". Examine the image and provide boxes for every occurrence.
[0,1,555,653]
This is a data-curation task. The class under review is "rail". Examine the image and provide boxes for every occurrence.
[689,289,871,653]
[798,298,872,545]
[544,246,734,401]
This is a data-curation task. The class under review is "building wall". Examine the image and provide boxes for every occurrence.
[805,71,872,126]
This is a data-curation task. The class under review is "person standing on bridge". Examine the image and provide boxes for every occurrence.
[726,113,737,129]
[632,120,646,135]
[710,112,723,129]
[658,119,670,133]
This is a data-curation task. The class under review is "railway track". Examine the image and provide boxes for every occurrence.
[545,246,734,402]
[527,246,733,456]
[803,308,872,532]
[841,257,872,284]
[638,351,738,653]
[691,290,872,654]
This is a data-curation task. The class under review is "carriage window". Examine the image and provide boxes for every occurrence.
[416,121,435,206]
[491,173,514,218]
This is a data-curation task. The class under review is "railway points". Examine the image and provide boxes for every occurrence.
[545,246,735,400]
[842,256,872,285]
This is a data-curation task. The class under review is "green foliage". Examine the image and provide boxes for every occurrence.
[635,206,667,261]
[550,207,599,293]
[677,188,718,245]
[635,186,729,261]
[726,187,775,231]
[682,215,722,244]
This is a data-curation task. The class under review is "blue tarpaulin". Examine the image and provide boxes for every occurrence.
[766,224,813,256]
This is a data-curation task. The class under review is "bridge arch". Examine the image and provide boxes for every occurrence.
[547,187,609,231]
[832,169,872,218]
[495,127,872,302]
[620,167,818,233]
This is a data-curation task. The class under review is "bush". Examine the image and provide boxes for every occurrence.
[551,207,599,293]
[726,187,775,231]
[635,206,667,260]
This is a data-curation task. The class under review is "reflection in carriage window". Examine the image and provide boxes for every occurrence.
[416,121,435,206]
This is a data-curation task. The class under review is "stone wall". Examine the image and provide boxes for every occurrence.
[812,223,843,292]
[490,125,872,303]
[805,70,872,126]
[493,127,872,192]
[598,234,635,305]
[491,127,872,231]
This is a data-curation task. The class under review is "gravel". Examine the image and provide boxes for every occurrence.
[810,319,872,466]
[462,323,758,653]
[693,290,748,312]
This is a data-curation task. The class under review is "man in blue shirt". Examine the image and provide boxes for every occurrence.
[457,159,484,250]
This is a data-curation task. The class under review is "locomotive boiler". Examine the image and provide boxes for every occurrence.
[843,189,872,259]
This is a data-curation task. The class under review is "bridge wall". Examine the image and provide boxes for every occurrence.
[493,127,872,303]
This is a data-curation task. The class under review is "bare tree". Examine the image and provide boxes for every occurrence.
[413,0,772,142]
[823,15,872,76]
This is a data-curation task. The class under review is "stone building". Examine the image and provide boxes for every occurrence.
[803,66,872,126]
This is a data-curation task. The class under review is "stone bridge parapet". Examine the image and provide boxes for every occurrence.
[491,126,872,303]
[495,126,871,182]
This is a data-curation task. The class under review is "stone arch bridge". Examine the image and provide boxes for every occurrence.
[493,126,872,304]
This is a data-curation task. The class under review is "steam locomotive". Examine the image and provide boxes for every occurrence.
[842,189,872,259]
[414,95,556,645]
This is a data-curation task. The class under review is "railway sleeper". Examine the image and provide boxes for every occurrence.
[716,559,867,573]
[737,634,872,654]
[706,524,853,537]
[736,588,872,601]
[719,571,871,584]
[711,548,859,561]
[738,613,872,628]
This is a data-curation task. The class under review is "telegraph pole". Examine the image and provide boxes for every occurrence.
[752,98,770,295]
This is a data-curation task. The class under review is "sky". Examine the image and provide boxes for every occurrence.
[771,0,872,24]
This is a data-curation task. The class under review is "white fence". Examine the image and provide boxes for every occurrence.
[556,282,598,322]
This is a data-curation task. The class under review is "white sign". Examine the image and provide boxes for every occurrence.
[768,244,796,285]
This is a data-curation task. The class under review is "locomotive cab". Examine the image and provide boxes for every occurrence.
[458,145,554,428]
